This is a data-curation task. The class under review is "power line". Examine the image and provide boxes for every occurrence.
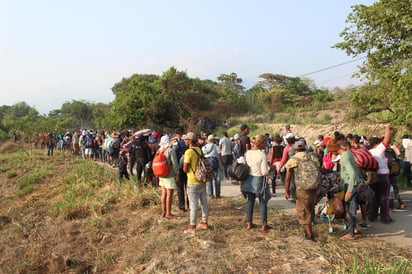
[317,71,358,85]
[297,56,366,77]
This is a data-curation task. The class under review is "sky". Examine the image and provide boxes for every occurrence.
[0,0,377,115]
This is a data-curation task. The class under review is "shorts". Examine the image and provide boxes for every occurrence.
[296,189,317,225]
[85,148,92,156]
[221,155,233,166]
[159,177,176,190]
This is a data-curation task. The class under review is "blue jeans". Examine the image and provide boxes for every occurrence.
[207,169,220,198]
[187,184,209,226]
[403,161,411,185]
[345,187,359,237]
[246,192,267,225]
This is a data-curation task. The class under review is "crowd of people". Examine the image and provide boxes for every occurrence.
[27,123,411,239]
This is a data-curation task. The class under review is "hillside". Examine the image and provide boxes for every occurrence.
[231,109,407,145]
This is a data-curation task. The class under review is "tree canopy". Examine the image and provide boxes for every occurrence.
[334,0,412,125]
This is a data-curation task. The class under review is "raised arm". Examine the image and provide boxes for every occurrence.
[383,125,392,146]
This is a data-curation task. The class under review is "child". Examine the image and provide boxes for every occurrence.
[118,151,129,183]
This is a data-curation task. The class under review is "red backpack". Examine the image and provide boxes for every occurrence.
[350,148,379,171]
[152,147,170,177]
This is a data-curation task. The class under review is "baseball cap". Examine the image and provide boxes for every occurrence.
[285,124,290,129]
[185,132,197,141]
[207,135,215,141]
[294,140,305,150]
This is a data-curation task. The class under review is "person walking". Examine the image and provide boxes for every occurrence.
[117,151,130,183]
[285,140,320,241]
[173,129,188,212]
[183,132,209,234]
[219,131,233,180]
[158,135,179,219]
[242,135,271,233]
[203,135,221,198]
[368,125,393,224]
[326,138,361,240]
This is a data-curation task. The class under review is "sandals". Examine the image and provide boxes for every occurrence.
[340,234,357,241]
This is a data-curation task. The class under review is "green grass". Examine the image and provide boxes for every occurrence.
[16,171,48,195]
[339,254,411,274]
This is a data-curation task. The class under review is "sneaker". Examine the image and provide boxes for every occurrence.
[199,222,208,229]
[381,219,393,224]
[184,226,196,234]
[359,221,368,228]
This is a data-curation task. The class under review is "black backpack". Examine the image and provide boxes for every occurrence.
[385,148,401,176]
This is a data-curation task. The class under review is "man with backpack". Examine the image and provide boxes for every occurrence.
[326,138,361,240]
[85,132,95,160]
[117,151,129,183]
[233,124,251,187]
[173,129,188,212]
[183,132,209,234]
[132,135,152,185]
[285,141,320,241]
[79,130,88,159]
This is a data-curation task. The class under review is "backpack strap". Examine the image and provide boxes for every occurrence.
[189,148,202,173]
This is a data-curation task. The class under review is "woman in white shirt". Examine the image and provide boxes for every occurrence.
[368,126,393,223]
[242,135,272,232]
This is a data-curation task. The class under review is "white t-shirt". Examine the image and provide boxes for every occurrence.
[219,137,232,156]
[369,142,389,175]
[245,149,269,177]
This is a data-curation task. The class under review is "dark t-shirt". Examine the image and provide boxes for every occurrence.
[134,140,152,162]
[273,144,284,159]
[239,134,250,157]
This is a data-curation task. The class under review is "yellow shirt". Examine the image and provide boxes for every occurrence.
[184,147,204,185]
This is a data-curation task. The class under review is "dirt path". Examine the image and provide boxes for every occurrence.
[220,180,412,249]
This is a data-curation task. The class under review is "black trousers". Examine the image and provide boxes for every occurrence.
[176,168,188,210]
[368,174,391,222]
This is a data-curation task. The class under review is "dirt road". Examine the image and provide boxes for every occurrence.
[220,180,412,249]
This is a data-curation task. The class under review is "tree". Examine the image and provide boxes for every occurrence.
[250,73,318,111]
[7,102,32,117]
[217,73,245,94]
[61,100,94,128]
[334,0,412,124]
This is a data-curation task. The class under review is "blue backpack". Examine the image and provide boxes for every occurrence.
[86,136,94,148]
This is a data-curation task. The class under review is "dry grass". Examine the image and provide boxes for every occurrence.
[0,144,411,273]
